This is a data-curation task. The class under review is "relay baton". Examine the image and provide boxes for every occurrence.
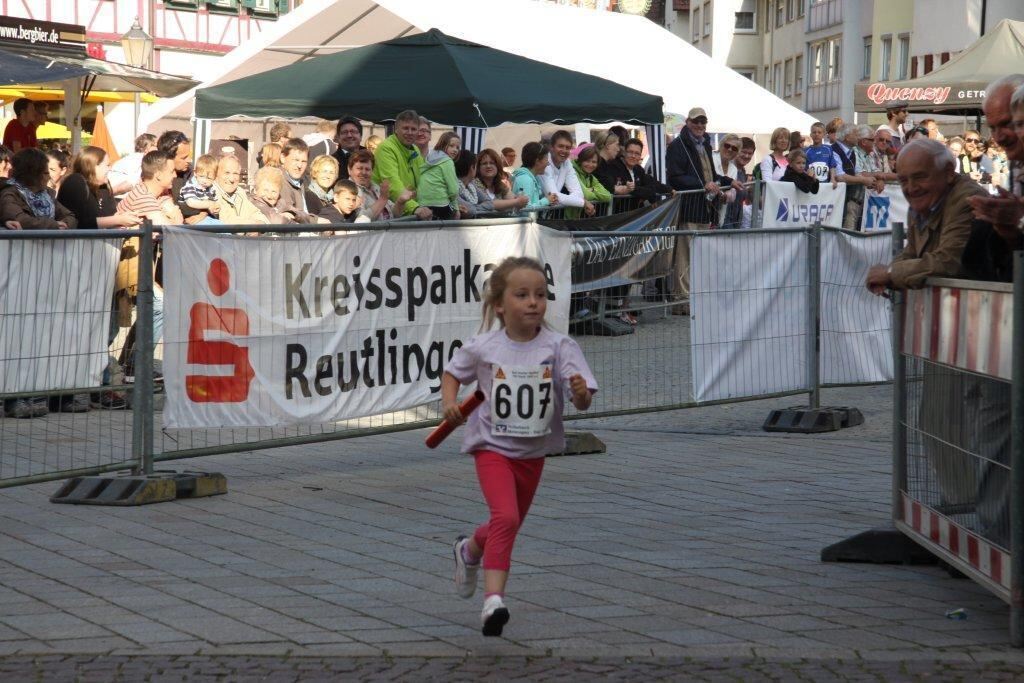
[425,390,485,448]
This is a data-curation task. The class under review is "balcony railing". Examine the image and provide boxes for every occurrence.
[807,0,843,32]
[805,81,840,112]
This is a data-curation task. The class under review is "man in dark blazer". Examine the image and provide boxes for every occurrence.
[664,107,743,308]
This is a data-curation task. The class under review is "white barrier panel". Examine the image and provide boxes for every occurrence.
[861,185,909,231]
[163,224,572,428]
[762,180,846,229]
[0,238,120,393]
[690,231,809,402]
[820,229,894,384]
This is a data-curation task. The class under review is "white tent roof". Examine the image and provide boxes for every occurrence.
[143,0,815,135]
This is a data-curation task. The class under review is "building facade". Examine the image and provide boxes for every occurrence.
[909,0,1024,79]
[0,0,302,79]
[663,0,1024,124]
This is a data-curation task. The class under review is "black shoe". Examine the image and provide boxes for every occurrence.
[481,596,510,637]
[90,390,127,410]
[54,394,91,413]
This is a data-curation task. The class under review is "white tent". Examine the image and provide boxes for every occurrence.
[142,0,815,136]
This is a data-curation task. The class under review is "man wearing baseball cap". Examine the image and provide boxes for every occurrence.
[664,106,744,313]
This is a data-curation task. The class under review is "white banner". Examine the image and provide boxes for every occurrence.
[163,223,572,428]
[820,229,893,384]
[690,231,809,402]
[0,238,121,393]
[762,180,846,229]
[860,185,909,231]
[690,228,894,402]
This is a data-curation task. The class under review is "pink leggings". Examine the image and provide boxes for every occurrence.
[472,450,545,571]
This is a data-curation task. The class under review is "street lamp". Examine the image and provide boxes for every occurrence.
[121,18,153,70]
[121,18,153,139]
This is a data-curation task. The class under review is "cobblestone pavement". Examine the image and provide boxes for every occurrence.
[2,383,1023,680]
[2,654,1024,681]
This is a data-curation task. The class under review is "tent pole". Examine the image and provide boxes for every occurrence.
[133,92,141,141]
[63,76,84,155]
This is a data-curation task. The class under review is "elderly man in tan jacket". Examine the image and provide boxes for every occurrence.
[866,138,988,519]
[865,138,985,293]
[213,154,268,225]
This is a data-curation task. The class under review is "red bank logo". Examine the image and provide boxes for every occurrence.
[185,259,255,403]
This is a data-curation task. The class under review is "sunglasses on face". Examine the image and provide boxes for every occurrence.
[691,118,708,125]
[965,137,981,143]
[722,144,739,152]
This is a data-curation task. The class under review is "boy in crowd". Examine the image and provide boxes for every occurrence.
[177,154,221,220]
[117,150,182,224]
[2,98,37,152]
[806,122,838,188]
[319,179,368,224]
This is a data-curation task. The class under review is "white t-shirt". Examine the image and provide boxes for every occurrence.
[445,327,598,459]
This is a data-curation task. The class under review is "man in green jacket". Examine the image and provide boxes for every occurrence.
[372,109,431,220]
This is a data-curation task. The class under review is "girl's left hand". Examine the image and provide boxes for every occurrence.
[569,373,592,410]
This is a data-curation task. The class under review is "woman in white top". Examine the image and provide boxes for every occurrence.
[712,134,743,226]
[759,127,790,181]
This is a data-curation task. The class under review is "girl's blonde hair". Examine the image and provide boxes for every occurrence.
[480,256,547,332]
[787,148,807,164]
[261,142,282,168]
[434,131,461,153]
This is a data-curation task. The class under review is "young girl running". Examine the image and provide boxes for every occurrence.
[441,256,597,637]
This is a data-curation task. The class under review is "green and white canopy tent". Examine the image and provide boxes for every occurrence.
[193,28,667,178]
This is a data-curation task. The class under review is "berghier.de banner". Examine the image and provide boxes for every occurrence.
[762,180,846,228]
[541,195,679,293]
[163,223,571,428]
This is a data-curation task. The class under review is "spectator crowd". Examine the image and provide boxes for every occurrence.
[2,73,1024,417]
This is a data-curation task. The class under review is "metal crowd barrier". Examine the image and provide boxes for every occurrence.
[890,244,1022,641]
[2,201,886,491]
[0,228,143,486]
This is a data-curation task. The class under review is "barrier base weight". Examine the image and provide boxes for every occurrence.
[548,431,606,457]
[821,527,938,565]
[51,470,227,506]
[762,406,864,433]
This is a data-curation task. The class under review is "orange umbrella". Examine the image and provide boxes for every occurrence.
[90,109,120,163]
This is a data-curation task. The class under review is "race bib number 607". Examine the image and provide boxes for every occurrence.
[490,365,554,437]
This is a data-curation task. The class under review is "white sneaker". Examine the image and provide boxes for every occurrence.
[453,536,479,599]
[481,594,510,637]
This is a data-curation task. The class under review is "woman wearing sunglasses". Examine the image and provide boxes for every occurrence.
[959,130,993,184]
[712,134,744,228]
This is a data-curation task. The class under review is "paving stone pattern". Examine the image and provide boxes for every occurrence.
[1,385,1021,679]
[2,654,1024,681]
